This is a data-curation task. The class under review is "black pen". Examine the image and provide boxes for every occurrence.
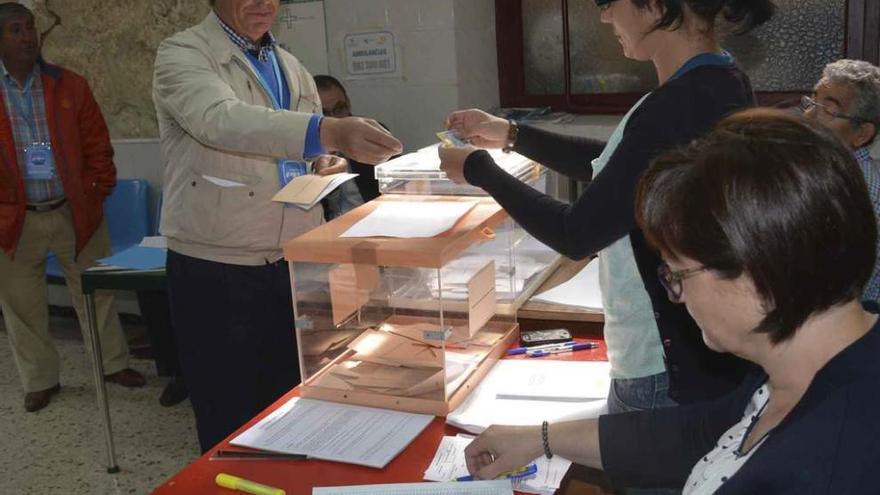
[209,449,308,461]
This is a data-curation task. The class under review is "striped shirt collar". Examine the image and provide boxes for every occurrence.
[215,12,276,63]
[0,60,39,91]
[855,147,874,167]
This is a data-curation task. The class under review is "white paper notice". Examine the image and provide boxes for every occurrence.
[424,435,571,495]
[341,201,478,238]
[314,480,512,495]
[230,397,433,468]
[447,360,609,434]
[531,258,603,310]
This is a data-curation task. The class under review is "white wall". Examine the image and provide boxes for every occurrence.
[322,0,499,151]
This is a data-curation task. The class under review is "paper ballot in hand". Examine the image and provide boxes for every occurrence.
[272,172,359,209]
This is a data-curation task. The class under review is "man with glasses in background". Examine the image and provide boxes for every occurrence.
[315,75,397,218]
[802,59,880,305]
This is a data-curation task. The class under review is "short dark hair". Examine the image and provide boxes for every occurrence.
[636,108,877,343]
[0,2,33,34]
[631,0,776,35]
[314,74,347,95]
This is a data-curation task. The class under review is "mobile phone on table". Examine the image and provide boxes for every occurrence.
[520,329,573,347]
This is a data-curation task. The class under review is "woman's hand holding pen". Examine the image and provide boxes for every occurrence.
[444,109,511,149]
[464,425,544,480]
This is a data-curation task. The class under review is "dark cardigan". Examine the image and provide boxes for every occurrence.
[599,316,880,493]
[463,65,755,404]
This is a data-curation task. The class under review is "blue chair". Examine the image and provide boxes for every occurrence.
[46,179,151,282]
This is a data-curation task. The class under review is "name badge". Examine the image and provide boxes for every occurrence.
[278,160,308,186]
[24,143,56,180]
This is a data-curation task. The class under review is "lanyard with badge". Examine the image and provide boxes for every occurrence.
[249,50,308,188]
[3,74,55,181]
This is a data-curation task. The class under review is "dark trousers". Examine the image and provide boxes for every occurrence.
[135,289,182,377]
[166,250,300,452]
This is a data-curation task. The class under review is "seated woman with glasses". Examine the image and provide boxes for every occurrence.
[463,109,880,494]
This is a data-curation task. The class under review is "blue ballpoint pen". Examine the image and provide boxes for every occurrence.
[508,341,597,356]
[526,342,596,357]
[507,341,593,356]
[456,463,538,482]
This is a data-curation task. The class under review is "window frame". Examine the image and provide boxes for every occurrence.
[496,0,880,113]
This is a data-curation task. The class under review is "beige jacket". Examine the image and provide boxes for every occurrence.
[153,12,324,265]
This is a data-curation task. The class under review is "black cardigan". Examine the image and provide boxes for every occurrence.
[599,318,880,493]
[463,65,754,404]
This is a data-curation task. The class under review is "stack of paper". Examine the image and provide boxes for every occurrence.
[97,244,166,270]
[531,259,603,310]
[446,360,610,434]
[230,397,433,468]
[341,200,478,238]
[272,172,359,209]
[314,480,513,495]
[424,435,571,495]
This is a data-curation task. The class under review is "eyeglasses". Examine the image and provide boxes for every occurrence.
[800,96,864,123]
[595,0,617,11]
[657,263,707,303]
[322,101,351,118]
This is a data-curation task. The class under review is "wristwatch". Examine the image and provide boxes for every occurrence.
[502,119,519,153]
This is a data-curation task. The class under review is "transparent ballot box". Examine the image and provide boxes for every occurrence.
[374,144,548,196]
[284,196,556,415]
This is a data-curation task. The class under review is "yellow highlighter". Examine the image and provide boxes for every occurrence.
[216,473,286,495]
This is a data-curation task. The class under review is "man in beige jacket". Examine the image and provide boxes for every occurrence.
[153,0,401,451]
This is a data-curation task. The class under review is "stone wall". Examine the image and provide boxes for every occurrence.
[30,0,210,139]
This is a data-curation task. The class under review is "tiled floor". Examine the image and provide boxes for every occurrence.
[0,315,200,494]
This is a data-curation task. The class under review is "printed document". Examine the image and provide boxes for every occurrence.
[341,200,478,238]
[447,360,609,434]
[531,258,603,310]
[230,397,433,468]
[424,435,571,495]
[313,480,513,495]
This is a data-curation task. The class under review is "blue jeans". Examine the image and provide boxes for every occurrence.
[607,372,681,494]
[608,371,677,414]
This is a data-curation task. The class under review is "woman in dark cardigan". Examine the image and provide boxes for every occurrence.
[464,110,880,494]
[439,0,776,413]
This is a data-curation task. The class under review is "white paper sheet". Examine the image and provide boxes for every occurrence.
[341,201,478,238]
[230,397,433,468]
[494,360,610,402]
[138,236,167,249]
[314,480,513,495]
[447,360,609,434]
[531,258,603,310]
[202,174,245,187]
[424,435,571,495]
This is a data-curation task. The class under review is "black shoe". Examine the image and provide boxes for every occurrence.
[25,383,61,412]
[159,375,188,407]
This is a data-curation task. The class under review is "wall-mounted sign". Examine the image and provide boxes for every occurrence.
[274,0,329,75]
[344,31,398,77]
